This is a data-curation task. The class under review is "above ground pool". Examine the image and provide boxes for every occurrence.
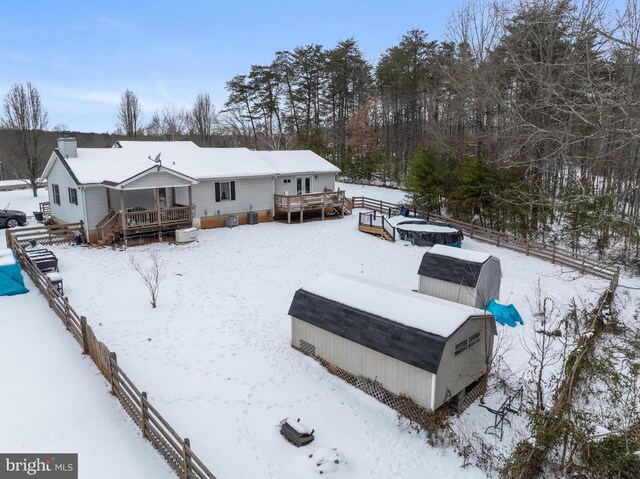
[394,219,464,246]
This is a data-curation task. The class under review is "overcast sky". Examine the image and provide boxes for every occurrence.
[0,0,628,133]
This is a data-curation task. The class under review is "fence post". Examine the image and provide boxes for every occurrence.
[526,238,530,256]
[109,352,119,395]
[63,296,70,330]
[379,200,383,213]
[46,281,52,308]
[141,392,149,438]
[580,256,585,273]
[470,225,474,239]
[81,316,89,355]
[552,245,557,264]
[182,438,191,479]
[496,231,500,247]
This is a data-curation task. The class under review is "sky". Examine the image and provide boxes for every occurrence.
[0,0,630,133]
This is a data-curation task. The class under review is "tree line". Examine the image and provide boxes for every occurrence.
[3,0,640,266]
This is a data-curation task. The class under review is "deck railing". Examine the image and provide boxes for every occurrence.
[123,207,191,230]
[275,190,347,223]
[351,195,619,284]
[125,209,159,227]
[357,211,396,240]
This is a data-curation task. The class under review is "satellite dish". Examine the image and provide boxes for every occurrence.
[148,153,162,163]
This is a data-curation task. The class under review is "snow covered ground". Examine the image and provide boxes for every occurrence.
[1,183,629,478]
[0,276,175,478]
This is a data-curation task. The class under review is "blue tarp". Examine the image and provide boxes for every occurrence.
[486,299,523,327]
[0,257,29,296]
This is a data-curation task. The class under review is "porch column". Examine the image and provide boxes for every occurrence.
[188,185,193,222]
[119,190,125,230]
[155,188,162,225]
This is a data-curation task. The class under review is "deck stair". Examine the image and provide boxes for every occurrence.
[96,210,121,246]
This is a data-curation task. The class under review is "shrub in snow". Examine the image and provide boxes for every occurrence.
[129,251,166,308]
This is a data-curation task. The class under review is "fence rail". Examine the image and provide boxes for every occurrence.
[5,229,216,479]
[351,196,619,285]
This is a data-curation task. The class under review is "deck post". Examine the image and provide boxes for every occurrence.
[156,188,162,226]
[300,203,304,223]
[188,185,193,222]
[321,193,325,221]
[287,196,291,224]
[119,190,125,231]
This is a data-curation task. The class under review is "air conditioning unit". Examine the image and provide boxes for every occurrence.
[225,215,239,228]
[175,227,198,244]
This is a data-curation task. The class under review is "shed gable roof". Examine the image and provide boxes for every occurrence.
[418,249,492,287]
[289,289,448,374]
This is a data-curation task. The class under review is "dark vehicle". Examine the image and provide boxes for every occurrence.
[1,204,27,228]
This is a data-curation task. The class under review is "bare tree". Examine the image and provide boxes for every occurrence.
[146,106,187,140]
[116,89,142,139]
[189,93,217,146]
[2,82,49,196]
[130,251,166,308]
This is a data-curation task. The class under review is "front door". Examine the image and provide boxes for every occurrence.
[158,188,168,208]
[296,177,311,195]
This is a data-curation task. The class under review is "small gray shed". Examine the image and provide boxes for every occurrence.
[418,245,501,309]
[289,273,495,411]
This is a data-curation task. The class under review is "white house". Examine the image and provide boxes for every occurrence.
[41,138,343,244]
[289,273,495,411]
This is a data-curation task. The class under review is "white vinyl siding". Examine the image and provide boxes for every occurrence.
[85,186,110,229]
[46,158,84,224]
[434,318,491,409]
[108,188,155,211]
[188,177,273,217]
[419,275,478,307]
[292,317,434,410]
[274,172,336,195]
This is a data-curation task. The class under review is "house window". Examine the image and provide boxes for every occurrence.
[52,184,60,205]
[454,332,481,356]
[215,181,236,202]
[283,178,291,184]
[68,187,78,205]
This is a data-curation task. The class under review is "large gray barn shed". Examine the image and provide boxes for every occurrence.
[418,245,501,309]
[289,273,495,411]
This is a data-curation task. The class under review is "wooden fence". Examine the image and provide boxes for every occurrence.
[5,228,216,479]
[351,196,620,286]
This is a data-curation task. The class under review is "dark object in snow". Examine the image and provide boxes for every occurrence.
[279,418,315,447]
[309,447,343,474]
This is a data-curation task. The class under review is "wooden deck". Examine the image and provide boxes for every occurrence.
[274,191,351,224]
[96,206,192,245]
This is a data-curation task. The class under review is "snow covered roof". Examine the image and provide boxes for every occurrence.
[288,273,489,374]
[418,246,497,287]
[42,141,340,186]
[428,244,492,263]
[256,150,340,175]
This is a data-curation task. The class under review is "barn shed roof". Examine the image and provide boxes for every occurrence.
[418,245,494,287]
[288,273,489,374]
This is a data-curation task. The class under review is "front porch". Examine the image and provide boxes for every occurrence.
[96,186,193,245]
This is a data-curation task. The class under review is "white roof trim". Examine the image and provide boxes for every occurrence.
[118,165,199,188]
